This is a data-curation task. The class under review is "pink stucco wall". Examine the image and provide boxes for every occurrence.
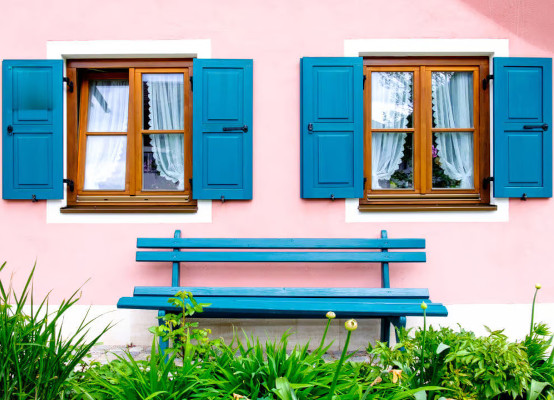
[1,0,553,305]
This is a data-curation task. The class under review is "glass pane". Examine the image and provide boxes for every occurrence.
[142,74,184,130]
[84,136,127,190]
[87,80,129,132]
[432,71,473,128]
[371,72,413,129]
[372,132,413,189]
[143,134,185,191]
[432,132,474,189]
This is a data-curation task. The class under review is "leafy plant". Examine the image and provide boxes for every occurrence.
[0,262,111,400]
[149,290,216,360]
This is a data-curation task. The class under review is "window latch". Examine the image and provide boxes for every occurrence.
[63,178,74,192]
[223,125,248,133]
[63,77,74,93]
[482,74,493,90]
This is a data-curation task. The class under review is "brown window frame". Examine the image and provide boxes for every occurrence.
[360,57,495,212]
[64,59,196,213]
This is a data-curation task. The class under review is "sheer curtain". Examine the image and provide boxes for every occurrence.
[145,74,185,190]
[371,72,412,189]
[84,80,128,190]
[432,72,474,189]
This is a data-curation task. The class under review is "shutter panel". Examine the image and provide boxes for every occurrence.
[300,57,363,199]
[2,60,63,200]
[493,57,552,198]
[192,59,253,200]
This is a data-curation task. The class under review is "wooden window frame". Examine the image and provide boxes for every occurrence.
[360,57,495,212]
[64,59,196,213]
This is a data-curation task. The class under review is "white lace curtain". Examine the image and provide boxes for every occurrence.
[84,80,128,190]
[371,72,412,189]
[145,74,185,190]
[432,72,474,189]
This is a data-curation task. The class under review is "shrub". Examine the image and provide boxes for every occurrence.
[0,262,111,400]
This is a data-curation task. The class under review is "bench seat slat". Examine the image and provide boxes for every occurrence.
[136,251,426,263]
[137,238,425,250]
[117,296,448,318]
[133,286,430,299]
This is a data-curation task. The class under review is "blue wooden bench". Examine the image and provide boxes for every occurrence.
[117,230,448,350]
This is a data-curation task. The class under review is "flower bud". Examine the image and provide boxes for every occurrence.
[345,319,358,331]
[536,283,542,290]
[326,311,336,320]
[420,301,428,310]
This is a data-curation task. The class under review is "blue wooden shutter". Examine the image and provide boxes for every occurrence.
[493,57,552,198]
[2,60,63,200]
[300,57,363,199]
[192,59,253,200]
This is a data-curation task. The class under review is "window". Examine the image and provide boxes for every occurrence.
[360,57,493,211]
[66,59,194,212]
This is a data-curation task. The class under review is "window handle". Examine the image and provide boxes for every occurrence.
[523,123,548,131]
[223,125,248,133]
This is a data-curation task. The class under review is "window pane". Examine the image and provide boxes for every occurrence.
[371,72,413,129]
[432,72,473,128]
[84,136,127,190]
[87,80,129,132]
[143,134,185,191]
[432,132,474,189]
[142,74,184,130]
[372,132,413,189]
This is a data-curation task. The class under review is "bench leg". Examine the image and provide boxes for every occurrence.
[157,310,169,356]
[390,316,407,345]
[380,317,391,344]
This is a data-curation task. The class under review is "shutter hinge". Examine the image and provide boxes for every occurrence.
[189,178,193,190]
[482,74,493,90]
[363,75,367,89]
[63,77,74,93]
[190,76,193,91]
[482,176,494,190]
[363,177,367,189]
[63,178,74,192]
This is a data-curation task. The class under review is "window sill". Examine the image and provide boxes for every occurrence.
[60,205,198,213]
[358,203,498,212]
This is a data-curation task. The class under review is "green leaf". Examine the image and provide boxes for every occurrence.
[436,343,450,354]
[527,380,550,400]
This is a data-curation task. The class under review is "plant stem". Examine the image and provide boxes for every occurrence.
[319,318,332,349]
[530,287,539,337]
[420,307,427,386]
[328,330,352,400]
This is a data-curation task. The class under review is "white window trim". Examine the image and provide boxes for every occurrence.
[45,40,212,224]
[344,38,509,223]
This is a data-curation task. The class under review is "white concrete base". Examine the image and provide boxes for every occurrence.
[52,303,554,351]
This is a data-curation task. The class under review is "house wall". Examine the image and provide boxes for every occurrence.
[1,0,553,347]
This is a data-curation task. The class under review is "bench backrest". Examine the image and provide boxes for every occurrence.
[136,230,426,288]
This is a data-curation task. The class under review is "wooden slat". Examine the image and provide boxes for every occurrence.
[133,286,430,299]
[117,296,448,318]
[136,237,425,249]
[136,251,426,263]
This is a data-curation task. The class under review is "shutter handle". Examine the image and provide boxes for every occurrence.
[223,125,248,133]
[523,123,549,131]
[6,125,13,136]
[308,123,313,133]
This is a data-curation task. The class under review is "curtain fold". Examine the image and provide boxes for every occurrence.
[84,80,129,190]
[371,72,412,189]
[432,72,474,189]
[145,74,185,190]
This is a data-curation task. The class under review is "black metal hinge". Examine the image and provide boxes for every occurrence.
[190,76,193,91]
[363,75,367,89]
[482,74,493,90]
[63,77,74,93]
[482,176,494,189]
[189,178,193,190]
[363,177,367,189]
[63,178,74,192]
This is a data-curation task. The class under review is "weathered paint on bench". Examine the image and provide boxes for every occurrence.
[117,229,448,350]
